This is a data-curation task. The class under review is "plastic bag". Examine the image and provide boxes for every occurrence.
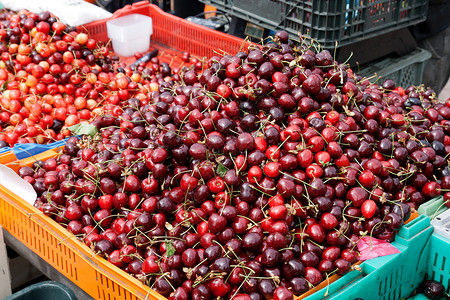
[357,236,401,261]
[0,0,112,27]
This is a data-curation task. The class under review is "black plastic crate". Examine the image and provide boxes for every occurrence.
[201,0,428,48]
[358,47,431,88]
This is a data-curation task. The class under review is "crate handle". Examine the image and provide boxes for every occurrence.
[397,214,431,239]
[110,0,150,19]
[277,0,302,27]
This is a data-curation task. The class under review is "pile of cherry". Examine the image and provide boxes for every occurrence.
[0,9,187,146]
[16,27,450,300]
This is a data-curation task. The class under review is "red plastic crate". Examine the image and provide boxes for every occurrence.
[77,1,250,60]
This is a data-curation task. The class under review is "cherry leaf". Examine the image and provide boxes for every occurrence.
[217,163,228,178]
[68,123,97,136]
[165,241,176,257]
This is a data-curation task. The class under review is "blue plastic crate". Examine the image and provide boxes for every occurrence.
[0,138,70,165]
[0,146,10,154]
[11,139,68,160]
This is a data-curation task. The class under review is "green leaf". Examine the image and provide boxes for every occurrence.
[165,241,175,257]
[216,163,227,178]
[68,123,97,136]
[1,82,7,91]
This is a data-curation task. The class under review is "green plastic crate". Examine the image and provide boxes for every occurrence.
[408,233,450,299]
[200,0,428,48]
[407,295,430,300]
[304,215,433,300]
[358,48,432,88]
[5,281,77,300]
[303,215,450,300]
[418,196,448,220]
[426,234,450,295]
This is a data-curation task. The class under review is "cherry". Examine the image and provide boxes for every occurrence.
[346,187,368,208]
[282,258,305,280]
[304,267,322,286]
[209,278,231,297]
[318,259,334,273]
[289,277,308,294]
[273,286,294,300]
[211,257,231,273]
[65,204,83,221]
[340,249,358,264]
[303,74,322,94]
[181,248,198,268]
[261,247,281,267]
[391,202,411,221]
[242,232,263,251]
[364,217,384,235]
[306,223,326,243]
[322,246,341,261]
[307,178,327,197]
[422,280,446,299]
[258,279,276,299]
[334,258,351,275]
[208,213,227,234]
[301,251,320,267]
[361,199,377,219]
[67,221,83,235]
[422,181,441,198]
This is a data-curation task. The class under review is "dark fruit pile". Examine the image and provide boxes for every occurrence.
[17,29,450,300]
[0,9,187,147]
[409,279,449,299]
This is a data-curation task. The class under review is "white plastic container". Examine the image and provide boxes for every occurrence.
[106,14,152,57]
[432,208,450,240]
